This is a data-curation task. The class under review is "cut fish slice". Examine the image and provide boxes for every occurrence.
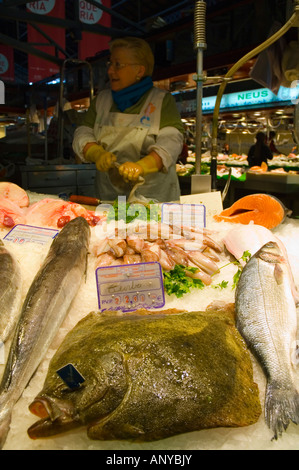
[0,182,29,208]
[214,194,289,229]
[0,196,26,228]
[25,198,103,228]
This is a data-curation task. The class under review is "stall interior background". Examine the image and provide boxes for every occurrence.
[0,0,298,210]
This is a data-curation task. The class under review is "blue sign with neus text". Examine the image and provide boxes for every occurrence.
[202,83,299,112]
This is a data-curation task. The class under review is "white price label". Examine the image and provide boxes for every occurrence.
[96,262,165,312]
[161,203,206,229]
[4,224,58,245]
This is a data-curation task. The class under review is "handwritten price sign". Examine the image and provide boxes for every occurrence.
[96,262,165,312]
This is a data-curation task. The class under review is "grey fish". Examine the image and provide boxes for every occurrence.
[235,241,299,439]
[27,303,261,442]
[0,217,90,449]
[0,240,22,343]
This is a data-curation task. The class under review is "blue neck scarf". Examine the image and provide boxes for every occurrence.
[111,76,153,112]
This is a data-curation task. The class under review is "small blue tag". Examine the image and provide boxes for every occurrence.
[56,363,85,389]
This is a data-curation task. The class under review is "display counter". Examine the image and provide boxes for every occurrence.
[20,163,97,198]
[0,185,299,453]
[179,171,299,216]
[0,192,298,450]
[220,173,299,215]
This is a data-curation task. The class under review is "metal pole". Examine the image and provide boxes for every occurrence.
[191,1,211,194]
[210,0,299,191]
[195,47,204,175]
[194,0,207,174]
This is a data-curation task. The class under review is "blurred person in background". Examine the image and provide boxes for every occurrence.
[247,131,273,167]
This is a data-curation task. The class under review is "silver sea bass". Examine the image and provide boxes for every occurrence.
[235,241,299,439]
[0,240,22,343]
[0,217,90,449]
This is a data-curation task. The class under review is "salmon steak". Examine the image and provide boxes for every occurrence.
[214,194,288,229]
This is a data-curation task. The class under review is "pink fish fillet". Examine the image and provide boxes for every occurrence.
[0,182,29,208]
[25,198,102,228]
[0,196,25,228]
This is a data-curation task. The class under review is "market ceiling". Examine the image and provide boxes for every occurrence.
[0,0,295,84]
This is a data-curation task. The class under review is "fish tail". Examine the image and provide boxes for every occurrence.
[0,404,12,449]
[265,381,299,439]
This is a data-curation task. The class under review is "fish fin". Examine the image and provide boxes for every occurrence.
[84,252,89,282]
[291,342,299,367]
[0,406,12,449]
[294,287,299,306]
[265,381,299,440]
[273,263,284,285]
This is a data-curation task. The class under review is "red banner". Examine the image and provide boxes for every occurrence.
[78,0,111,60]
[27,0,65,83]
[0,45,14,82]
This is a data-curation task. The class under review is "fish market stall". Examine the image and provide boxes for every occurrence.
[0,187,298,450]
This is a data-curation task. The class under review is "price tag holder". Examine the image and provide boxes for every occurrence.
[56,363,85,390]
[161,203,206,229]
[3,224,59,245]
[96,262,165,312]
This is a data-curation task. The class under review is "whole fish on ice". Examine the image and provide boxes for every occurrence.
[0,240,22,343]
[223,224,299,304]
[235,242,299,439]
[0,217,90,449]
[27,303,261,442]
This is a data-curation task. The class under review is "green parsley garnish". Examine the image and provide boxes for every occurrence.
[163,265,204,298]
[106,199,160,224]
[231,250,251,289]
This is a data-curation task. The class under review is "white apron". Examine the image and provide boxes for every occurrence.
[92,88,180,202]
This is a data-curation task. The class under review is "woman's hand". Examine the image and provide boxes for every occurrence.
[118,161,144,182]
[84,143,117,172]
[119,153,162,182]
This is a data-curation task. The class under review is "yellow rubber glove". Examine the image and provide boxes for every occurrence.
[85,144,117,172]
[119,155,159,182]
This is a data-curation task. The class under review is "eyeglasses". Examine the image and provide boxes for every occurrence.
[106,61,140,71]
